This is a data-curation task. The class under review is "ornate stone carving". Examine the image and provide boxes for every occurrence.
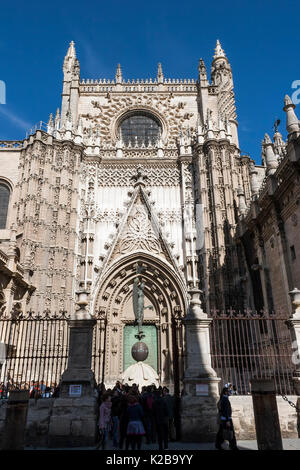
[119,204,161,255]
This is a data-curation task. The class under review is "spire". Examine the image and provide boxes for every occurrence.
[115,63,122,84]
[213,39,226,60]
[47,113,54,135]
[157,63,164,84]
[63,40,78,76]
[211,39,232,86]
[283,95,300,135]
[54,108,60,130]
[66,40,76,59]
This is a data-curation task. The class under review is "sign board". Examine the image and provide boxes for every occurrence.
[69,384,82,397]
[196,384,209,396]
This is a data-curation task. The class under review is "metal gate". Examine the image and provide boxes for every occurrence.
[210,309,296,395]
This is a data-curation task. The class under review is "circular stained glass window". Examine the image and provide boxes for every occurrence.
[119,111,161,147]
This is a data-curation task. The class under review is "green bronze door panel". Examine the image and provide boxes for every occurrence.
[123,325,158,372]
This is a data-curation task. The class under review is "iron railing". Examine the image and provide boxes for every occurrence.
[0,308,296,396]
[210,309,295,395]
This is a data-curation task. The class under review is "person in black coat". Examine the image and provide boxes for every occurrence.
[152,390,169,450]
[215,387,238,450]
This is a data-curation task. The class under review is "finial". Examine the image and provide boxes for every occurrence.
[115,63,122,84]
[66,40,76,58]
[283,94,300,135]
[263,133,278,175]
[47,113,54,135]
[157,63,164,83]
[213,39,226,59]
[264,133,272,144]
[48,113,53,126]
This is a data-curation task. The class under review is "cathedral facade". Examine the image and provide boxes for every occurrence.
[0,40,299,390]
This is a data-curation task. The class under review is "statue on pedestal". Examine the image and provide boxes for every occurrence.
[132,263,153,340]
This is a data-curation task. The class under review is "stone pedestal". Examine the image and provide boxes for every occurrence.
[60,319,96,397]
[0,390,29,450]
[48,291,98,447]
[251,378,283,450]
[181,289,220,442]
[288,288,300,395]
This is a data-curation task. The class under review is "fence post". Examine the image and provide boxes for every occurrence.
[288,288,300,395]
[0,390,29,450]
[250,378,283,450]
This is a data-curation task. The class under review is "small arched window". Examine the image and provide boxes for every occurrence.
[0,183,10,229]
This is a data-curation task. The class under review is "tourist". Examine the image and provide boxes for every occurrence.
[215,387,238,450]
[98,392,112,450]
[39,380,46,397]
[162,386,176,441]
[29,380,35,398]
[111,389,122,448]
[118,392,129,449]
[152,389,169,450]
[125,394,145,450]
[142,385,155,444]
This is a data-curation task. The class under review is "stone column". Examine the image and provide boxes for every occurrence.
[181,288,220,442]
[288,288,300,395]
[251,378,283,450]
[48,291,98,447]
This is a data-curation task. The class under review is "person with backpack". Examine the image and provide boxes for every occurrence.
[215,387,238,450]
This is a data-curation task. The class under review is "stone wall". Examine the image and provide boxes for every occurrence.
[0,401,7,444]
[230,396,299,440]
[25,398,54,448]
[23,397,98,448]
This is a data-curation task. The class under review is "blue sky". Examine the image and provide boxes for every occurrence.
[0,0,299,163]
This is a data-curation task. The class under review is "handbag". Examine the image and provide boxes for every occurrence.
[223,428,234,441]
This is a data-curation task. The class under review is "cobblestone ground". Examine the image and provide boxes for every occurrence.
[26,438,300,451]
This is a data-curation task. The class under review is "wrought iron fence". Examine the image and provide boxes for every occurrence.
[0,311,70,393]
[0,308,296,396]
[210,309,296,395]
[0,310,107,395]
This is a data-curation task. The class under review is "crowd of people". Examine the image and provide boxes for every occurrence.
[97,382,176,450]
[0,380,60,399]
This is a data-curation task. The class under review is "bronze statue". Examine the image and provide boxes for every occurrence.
[132,263,153,338]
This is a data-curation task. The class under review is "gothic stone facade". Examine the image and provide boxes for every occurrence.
[0,40,299,388]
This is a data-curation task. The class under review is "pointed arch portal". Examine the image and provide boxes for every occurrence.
[93,252,187,393]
